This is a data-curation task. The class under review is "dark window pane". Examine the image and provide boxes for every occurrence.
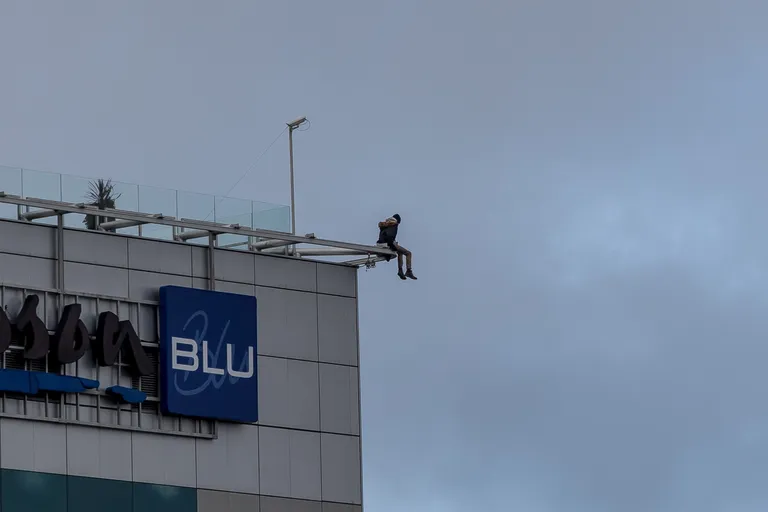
[1,469,66,512]
[132,482,196,512]
[67,475,132,512]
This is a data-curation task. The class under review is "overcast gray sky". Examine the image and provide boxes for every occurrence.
[2,1,768,510]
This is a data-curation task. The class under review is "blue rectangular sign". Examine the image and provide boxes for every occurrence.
[159,285,258,423]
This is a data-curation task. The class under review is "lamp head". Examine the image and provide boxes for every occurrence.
[287,116,307,129]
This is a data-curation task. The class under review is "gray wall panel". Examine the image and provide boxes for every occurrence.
[215,280,255,296]
[0,253,55,289]
[255,256,317,293]
[64,261,128,297]
[259,427,322,501]
[195,423,260,495]
[214,249,256,284]
[0,220,55,259]
[255,287,318,361]
[321,434,362,505]
[131,432,197,487]
[195,278,256,296]
[258,357,320,431]
[319,364,360,436]
[64,229,128,267]
[317,295,358,366]
[128,269,192,300]
[66,425,133,481]
[192,246,209,278]
[0,418,67,475]
[128,237,192,275]
[322,504,361,512]
[197,489,260,512]
[316,264,356,298]
[260,496,321,512]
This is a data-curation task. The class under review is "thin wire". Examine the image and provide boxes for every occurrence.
[202,126,288,222]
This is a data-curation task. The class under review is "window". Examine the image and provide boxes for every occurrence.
[132,482,197,512]
[1,469,66,512]
[67,475,132,512]
[0,470,197,512]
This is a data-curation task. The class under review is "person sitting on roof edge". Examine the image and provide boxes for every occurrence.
[376,213,417,280]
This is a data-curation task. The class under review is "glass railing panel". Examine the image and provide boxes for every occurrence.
[0,164,292,241]
[21,168,61,225]
[253,204,291,233]
[137,185,177,241]
[214,196,252,249]
[60,174,89,228]
[60,174,140,233]
[177,190,215,245]
[0,166,22,220]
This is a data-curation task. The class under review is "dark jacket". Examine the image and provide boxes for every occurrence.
[377,216,399,244]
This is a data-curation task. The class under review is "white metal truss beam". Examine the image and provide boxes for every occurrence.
[175,229,210,241]
[294,248,370,257]
[20,208,61,221]
[250,234,315,251]
[99,213,170,231]
[0,193,395,265]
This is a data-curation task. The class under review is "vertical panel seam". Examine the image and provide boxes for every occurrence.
[354,270,364,509]
[316,267,324,503]
[126,238,132,299]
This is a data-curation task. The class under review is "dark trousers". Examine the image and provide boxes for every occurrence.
[390,241,412,270]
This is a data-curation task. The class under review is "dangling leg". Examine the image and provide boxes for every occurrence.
[387,241,406,279]
[396,250,406,279]
[396,244,416,280]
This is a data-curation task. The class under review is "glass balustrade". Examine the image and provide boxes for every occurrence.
[0,166,291,247]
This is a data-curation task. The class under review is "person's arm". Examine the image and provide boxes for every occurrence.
[378,217,397,228]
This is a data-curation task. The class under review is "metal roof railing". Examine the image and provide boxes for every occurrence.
[0,193,392,268]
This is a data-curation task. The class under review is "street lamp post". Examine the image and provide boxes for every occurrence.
[287,116,308,235]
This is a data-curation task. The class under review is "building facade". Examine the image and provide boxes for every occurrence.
[0,218,363,512]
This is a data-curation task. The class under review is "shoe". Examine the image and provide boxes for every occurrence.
[397,270,407,280]
[405,269,417,280]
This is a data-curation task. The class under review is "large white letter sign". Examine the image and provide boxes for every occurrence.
[171,337,199,372]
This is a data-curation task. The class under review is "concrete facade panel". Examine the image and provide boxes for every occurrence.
[316,264,356,298]
[128,238,192,276]
[215,280,255,296]
[319,364,360,436]
[0,418,67,475]
[214,249,256,284]
[258,357,320,431]
[195,423,260,495]
[254,256,317,293]
[66,425,133,481]
[128,269,192,301]
[320,434,361,505]
[317,295,358,366]
[64,229,128,267]
[259,427,322,501]
[64,261,128,297]
[0,220,55,259]
[131,432,196,488]
[260,496,322,512]
[197,489,260,512]
[255,287,318,361]
[322,503,361,512]
[191,246,209,278]
[0,253,56,289]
